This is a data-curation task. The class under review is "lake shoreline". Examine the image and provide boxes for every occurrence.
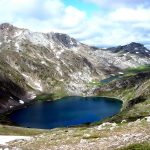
[0,95,123,128]
[0,99,37,125]
[8,96,122,129]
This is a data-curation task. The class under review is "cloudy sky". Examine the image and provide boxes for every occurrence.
[0,0,150,48]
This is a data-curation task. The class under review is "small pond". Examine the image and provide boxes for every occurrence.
[100,76,120,84]
[9,96,122,129]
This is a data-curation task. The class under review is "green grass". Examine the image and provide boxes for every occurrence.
[87,80,103,87]
[35,93,54,101]
[96,76,150,122]
[117,142,150,150]
[82,133,100,139]
[124,65,150,75]
[0,125,47,136]
[35,90,67,101]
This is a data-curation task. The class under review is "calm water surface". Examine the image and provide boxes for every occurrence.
[9,96,122,129]
[100,76,120,84]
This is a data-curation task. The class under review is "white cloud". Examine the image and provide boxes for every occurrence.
[43,0,64,17]
[0,0,150,48]
[109,7,150,22]
[62,6,86,28]
[83,0,150,8]
[71,6,150,48]
[0,0,86,31]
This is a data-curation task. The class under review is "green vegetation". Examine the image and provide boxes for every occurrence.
[117,142,150,150]
[52,89,68,100]
[97,86,150,122]
[96,69,150,122]
[124,65,150,76]
[35,93,54,101]
[35,89,67,101]
[87,81,103,88]
[0,125,47,136]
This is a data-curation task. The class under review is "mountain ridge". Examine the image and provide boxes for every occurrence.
[106,42,150,57]
[0,22,150,96]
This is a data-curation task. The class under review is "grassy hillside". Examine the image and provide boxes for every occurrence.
[2,116,149,150]
[95,71,150,122]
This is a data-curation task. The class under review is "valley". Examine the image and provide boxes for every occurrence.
[0,23,150,149]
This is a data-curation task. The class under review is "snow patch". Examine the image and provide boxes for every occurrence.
[30,94,36,99]
[145,50,149,53]
[71,47,79,52]
[0,135,31,145]
[34,81,43,91]
[55,49,64,59]
[118,72,124,75]
[145,116,150,123]
[41,60,47,66]
[22,73,29,79]
[27,92,36,99]
[15,43,20,52]
[14,30,22,37]
[19,100,24,104]
[4,36,8,42]
[56,65,63,76]
[7,39,11,43]
[22,73,43,91]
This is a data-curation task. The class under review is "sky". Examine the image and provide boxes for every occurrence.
[0,0,150,48]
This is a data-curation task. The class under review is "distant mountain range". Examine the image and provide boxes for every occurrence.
[106,42,150,57]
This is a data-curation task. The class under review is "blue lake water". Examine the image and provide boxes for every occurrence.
[100,76,120,84]
[9,96,122,129]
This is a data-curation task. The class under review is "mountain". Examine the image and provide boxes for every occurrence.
[107,42,150,57]
[0,23,103,96]
[0,23,150,98]
[0,23,150,149]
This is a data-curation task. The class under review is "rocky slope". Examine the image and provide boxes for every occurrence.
[0,23,150,96]
[92,43,150,70]
[0,23,150,113]
[94,71,150,122]
[0,76,33,114]
[0,116,150,150]
[0,23,108,96]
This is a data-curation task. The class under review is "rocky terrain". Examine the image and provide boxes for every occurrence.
[0,23,150,97]
[107,42,150,57]
[94,71,150,122]
[0,116,149,150]
[0,76,34,114]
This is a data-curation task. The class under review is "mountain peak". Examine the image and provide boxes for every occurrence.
[107,42,149,57]
[0,23,14,29]
[51,32,79,48]
[127,42,145,49]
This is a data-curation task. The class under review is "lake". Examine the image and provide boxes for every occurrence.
[9,96,122,129]
[100,76,120,84]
